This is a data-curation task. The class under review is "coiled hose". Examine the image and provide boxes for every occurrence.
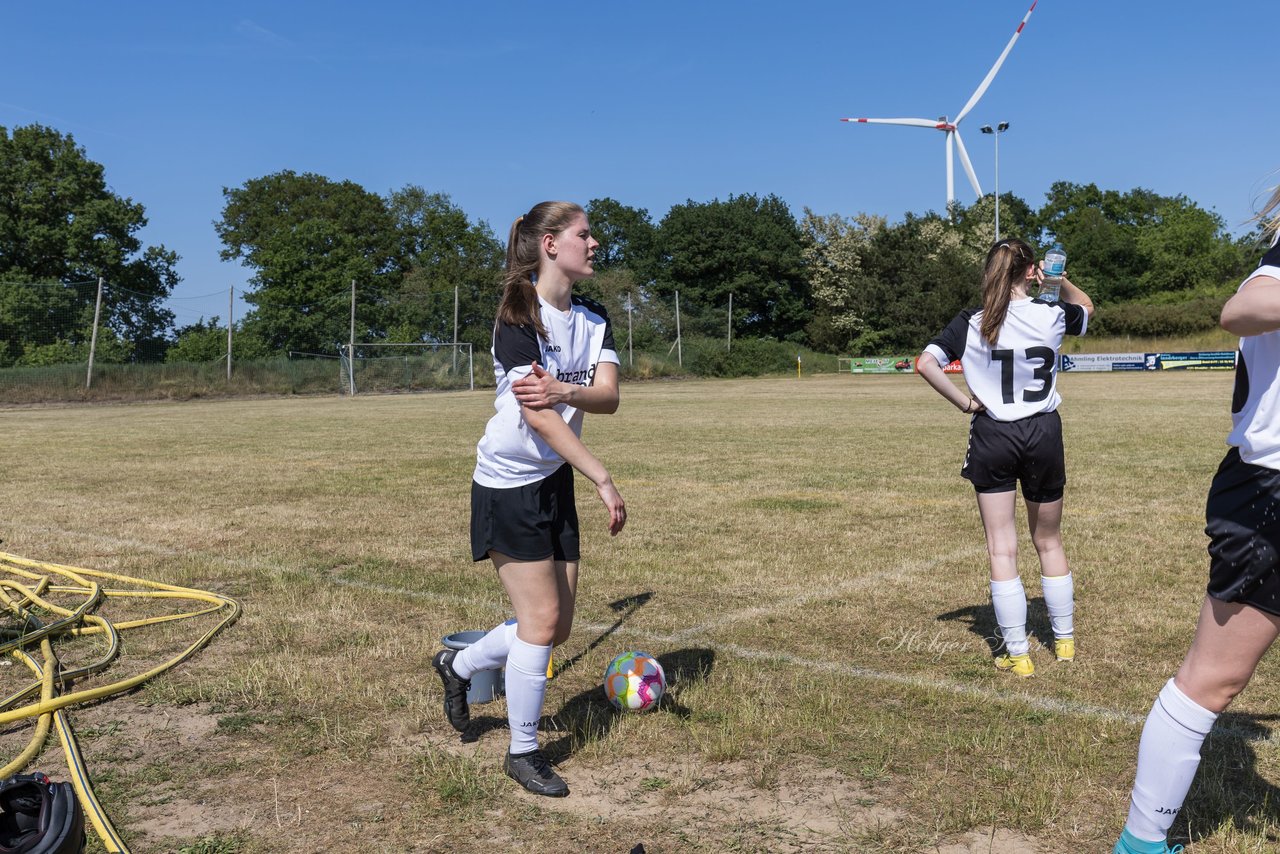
[0,552,242,853]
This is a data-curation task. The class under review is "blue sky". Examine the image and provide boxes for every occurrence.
[3,1,1274,328]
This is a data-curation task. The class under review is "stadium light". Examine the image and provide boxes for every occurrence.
[980,122,1010,240]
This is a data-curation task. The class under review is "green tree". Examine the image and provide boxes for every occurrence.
[584,198,657,277]
[0,124,179,363]
[653,194,810,341]
[385,187,503,351]
[845,213,982,354]
[1036,182,1246,302]
[951,193,1039,249]
[167,317,270,363]
[215,171,399,354]
[800,209,885,353]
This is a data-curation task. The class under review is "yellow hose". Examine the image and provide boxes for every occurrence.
[0,551,242,853]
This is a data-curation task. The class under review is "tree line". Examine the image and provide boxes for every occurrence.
[0,123,1267,369]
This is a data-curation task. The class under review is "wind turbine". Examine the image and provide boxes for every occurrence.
[841,1,1037,212]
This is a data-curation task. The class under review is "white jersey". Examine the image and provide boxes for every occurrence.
[925,297,1088,422]
[474,294,619,488]
[1227,238,1280,470]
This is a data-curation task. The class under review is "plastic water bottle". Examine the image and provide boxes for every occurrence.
[1039,242,1067,302]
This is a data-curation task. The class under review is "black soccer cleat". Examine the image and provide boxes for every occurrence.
[431,649,471,732]
[504,749,569,797]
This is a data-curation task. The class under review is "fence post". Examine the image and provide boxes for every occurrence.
[348,343,356,395]
[226,285,234,382]
[626,293,633,368]
[675,290,682,367]
[727,292,733,353]
[349,279,356,395]
[85,276,104,390]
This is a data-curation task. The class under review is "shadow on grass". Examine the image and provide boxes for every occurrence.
[1175,712,1280,848]
[542,647,717,763]
[935,596,1057,658]
[555,591,654,680]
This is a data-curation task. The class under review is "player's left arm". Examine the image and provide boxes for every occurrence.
[1221,275,1280,337]
[512,360,620,414]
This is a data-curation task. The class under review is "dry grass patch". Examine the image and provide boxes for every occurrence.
[0,373,1277,851]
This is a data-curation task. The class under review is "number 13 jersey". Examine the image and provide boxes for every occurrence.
[924,297,1088,422]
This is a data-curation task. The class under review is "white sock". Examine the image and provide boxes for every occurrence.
[505,637,552,755]
[452,619,517,680]
[1124,678,1218,843]
[990,576,1029,656]
[1040,573,1074,639]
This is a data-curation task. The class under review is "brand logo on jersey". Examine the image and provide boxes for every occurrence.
[544,345,562,353]
[556,365,596,386]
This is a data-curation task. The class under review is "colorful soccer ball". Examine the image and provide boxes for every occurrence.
[602,651,666,712]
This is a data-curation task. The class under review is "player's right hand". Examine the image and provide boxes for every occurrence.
[596,478,626,536]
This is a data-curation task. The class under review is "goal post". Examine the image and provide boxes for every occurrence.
[340,342,474,395]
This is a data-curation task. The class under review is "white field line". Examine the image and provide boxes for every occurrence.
[668,545,984,642]
[18,525,1272,742]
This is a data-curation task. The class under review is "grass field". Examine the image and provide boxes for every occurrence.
[1,371,1276,853]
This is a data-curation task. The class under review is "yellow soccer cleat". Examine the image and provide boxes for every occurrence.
[994,652,1035,677]
[1054,638,1075,662]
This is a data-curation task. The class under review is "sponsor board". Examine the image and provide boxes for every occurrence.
[844,357,917,374]
[941,359,963,374]
[1147,351,1237,371]
[1060,353,1147,372]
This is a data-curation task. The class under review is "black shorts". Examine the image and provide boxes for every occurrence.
[961,409,1066,503]
[1205,447,1280,616]
[470,463,580,563]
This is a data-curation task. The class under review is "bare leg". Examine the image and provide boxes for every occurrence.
[1122,596,1280,844]
[551,560,579,646]
[1025,497,1068,578]
[1176,596,1280,712]
[976,490,1030,660]
[493,552,561,645]
[975,490,1018,581]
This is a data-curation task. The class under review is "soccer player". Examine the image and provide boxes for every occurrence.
[917,238,1093,678]
[1114,189,1280,854]
[431,201,626,798]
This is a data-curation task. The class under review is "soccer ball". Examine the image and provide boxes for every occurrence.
[602,651,666,712]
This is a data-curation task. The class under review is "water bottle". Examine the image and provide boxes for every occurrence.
[1039,242,1067,302]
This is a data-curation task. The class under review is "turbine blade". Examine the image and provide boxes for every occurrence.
[954,1,1037,124]
[953,129,983,198]
[840,117,943,128]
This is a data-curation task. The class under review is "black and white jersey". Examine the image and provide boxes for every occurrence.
[1227,237,1280,469]
[474,294,619,488]
[924,297,1088,422]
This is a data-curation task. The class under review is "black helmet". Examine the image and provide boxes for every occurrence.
[0,774,85,854]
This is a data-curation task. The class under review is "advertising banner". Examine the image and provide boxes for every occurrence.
[1147,351,1237,371]
[1060,353,1147,372]
[846,356,916,374]
[941,359,963,374]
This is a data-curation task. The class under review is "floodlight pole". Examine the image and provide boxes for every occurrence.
[980,122,1010,241]
[727,293,733,353]
[452,285,459,371]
